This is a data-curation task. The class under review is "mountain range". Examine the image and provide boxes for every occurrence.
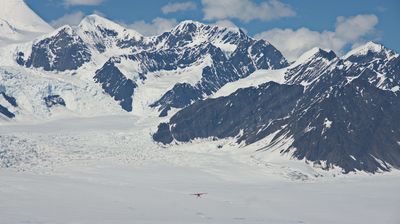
[0,1,399,174]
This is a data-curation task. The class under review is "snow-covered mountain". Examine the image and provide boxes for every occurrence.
[11,14,288,116]
[0,1,399,174]
[154,42,400,173]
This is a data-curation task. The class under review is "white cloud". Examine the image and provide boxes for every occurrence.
[208,20,247,33]
[92,10,105,17]
[201,0,295,23]
[127,18,178,36]
[50,11,85,28]
[211,20,238,29]
[162,2,197,14]
[50,11,106,28]
[63,0,104,6]
[255,14,379,60]
[335,14,379,42]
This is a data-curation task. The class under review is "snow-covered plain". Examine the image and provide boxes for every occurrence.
[1,115,399,224]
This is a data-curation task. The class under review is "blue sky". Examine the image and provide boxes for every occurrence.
[25,0,399,60]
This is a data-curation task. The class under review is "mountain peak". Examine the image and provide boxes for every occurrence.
[343,41,394,60]
[356,41,384,52]
[30,24,75,44]
[292,47,336,67]
[172,20,243,35]
[80,14,119,28]
[53,25,74,35]
[171,20,209,35]
[78,14,142,39]
[176,20,206,28]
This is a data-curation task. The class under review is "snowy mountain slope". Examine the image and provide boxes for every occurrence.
[76,15,144,53]
[342,41,400,92]
[284,48,338,86]
[154,41,400,173]
[0,0,53,46]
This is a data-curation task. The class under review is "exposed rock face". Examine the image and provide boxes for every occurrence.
[0,90,17,118]
[0,104,15,118]
[17,26,91,72]
[43,95,66,108]
[154,82,303,144]
[94,60,136,112]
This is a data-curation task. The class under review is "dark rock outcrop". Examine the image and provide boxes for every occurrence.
[17,26,91,71]
[94,60,136,112]
[44,95,66,108]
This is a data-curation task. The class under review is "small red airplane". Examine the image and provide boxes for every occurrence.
[191,193,207,198]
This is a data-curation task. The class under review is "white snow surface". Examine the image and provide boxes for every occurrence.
[212,68,287,98]
[290,47,322,67]
[0,0,53,46]
[0,115,399,224]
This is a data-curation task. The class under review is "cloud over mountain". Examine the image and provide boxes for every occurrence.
[202,0,295,22]
[162,1,197,14]
[255,14,379,60]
